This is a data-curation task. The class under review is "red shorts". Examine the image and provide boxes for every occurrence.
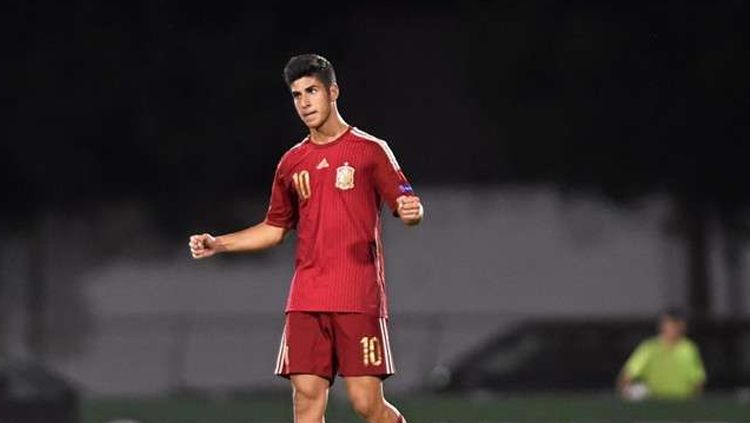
[274,312,396,383]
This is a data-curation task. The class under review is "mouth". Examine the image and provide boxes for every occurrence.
[302,111,317,119]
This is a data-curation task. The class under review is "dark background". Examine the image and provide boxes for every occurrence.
[7,1,748,210]
[6,0,749,315]
[2,1,750,419]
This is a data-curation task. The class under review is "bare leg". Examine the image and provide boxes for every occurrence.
[290,374,330,423]
[344,376,406,423]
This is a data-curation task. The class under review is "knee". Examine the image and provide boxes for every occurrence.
[293,383,326,408]
[348,389,382,418]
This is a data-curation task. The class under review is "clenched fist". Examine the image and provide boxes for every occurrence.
[189,233,222,259]
[397,195,424,226]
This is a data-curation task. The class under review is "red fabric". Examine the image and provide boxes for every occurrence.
[265,127,414,318]
[275,312,396,382]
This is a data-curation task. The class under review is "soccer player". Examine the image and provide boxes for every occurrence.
[618,308,706,400]
[188,54,422,423]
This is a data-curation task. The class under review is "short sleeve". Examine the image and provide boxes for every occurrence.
[371,141,415,213]
[265,162,298,229]
[623,341,653,379]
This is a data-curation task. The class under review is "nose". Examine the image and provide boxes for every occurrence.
[300,94,311,109]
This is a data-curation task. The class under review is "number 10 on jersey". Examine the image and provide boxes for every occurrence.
[292,170,311,200]
[360,336,382,367]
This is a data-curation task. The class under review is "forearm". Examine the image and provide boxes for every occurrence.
[215,222,287,253]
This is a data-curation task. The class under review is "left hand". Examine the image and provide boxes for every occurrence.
[397,195,423,226]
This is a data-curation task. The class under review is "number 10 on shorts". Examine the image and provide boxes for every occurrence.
[360,336,382,367]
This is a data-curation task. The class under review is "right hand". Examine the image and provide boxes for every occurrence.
[189,233,221,259]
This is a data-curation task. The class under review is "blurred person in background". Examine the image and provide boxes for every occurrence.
[618,308,706,400]
[189,54,422,423]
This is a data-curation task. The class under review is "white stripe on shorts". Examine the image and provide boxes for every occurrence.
[274,323,287,374]
[379,318,395,374]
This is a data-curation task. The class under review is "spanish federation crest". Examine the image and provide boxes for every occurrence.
[335,162,355,190]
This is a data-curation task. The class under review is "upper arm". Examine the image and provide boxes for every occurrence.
[259,221,289,244]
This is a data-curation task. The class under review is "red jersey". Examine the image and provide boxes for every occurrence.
[264,126,415,318]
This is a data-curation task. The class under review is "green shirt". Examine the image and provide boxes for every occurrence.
[622,337,706,399]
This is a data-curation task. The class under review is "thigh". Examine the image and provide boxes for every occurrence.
[275,312,336,382]
[332,314,395,378]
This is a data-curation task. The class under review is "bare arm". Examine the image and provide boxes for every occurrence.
[189,221,289,259]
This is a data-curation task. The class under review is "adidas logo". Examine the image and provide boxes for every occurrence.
[316,158,329,169]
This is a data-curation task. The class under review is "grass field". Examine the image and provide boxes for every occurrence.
[83,393,750,423]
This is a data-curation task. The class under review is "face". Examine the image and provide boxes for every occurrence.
[289,76,339,129]
[659,316,685,343]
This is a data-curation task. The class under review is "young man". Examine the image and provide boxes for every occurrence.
[618,308,706,400]
[189,54,422,423]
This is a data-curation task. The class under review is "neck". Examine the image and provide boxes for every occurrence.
[309,108,348,145]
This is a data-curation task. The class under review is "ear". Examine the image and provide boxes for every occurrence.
[328,83,340,102]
